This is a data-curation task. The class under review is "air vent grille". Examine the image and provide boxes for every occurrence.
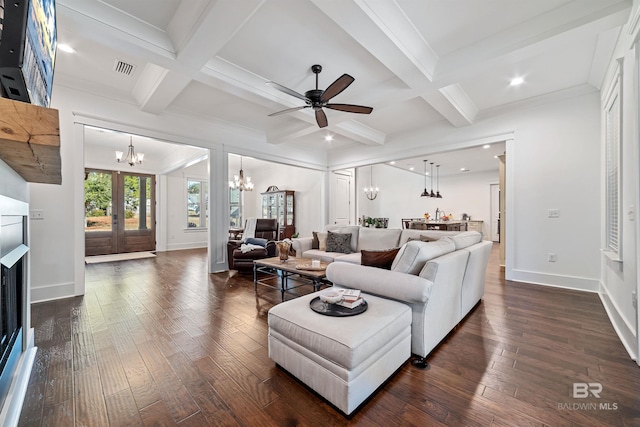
[113,60,136,76]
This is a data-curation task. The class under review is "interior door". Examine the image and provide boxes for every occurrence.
[331,171,352,225]
[85,169,155,256]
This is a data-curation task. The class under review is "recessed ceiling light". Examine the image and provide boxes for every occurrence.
[483,144,490,149]
[409,167,415,171]
[58,43,76,53]
[510,77,524,86]
[389,161,395,165]
[324,135,333,142]
[460,167,469,172]
[494,155,498,159]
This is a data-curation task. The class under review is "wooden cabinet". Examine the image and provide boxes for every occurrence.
[261,190,295,239]
[465,220,484,233]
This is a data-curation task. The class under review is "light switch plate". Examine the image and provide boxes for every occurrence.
[30,209,44,220]
[548,209,560,218]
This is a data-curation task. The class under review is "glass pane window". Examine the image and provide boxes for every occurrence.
[124,175,151,230]
[84,171,113,232]
[187,179,208,228]
[230,187,241,227]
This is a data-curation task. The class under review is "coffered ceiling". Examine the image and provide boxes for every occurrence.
[55,0,631,154]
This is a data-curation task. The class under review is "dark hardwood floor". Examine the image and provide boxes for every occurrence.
[18,245,640,426]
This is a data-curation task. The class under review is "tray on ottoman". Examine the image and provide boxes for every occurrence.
[268,291,411,415]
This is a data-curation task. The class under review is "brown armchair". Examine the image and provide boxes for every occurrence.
[227,218,279,272]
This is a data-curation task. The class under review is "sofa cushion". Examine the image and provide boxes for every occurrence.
[398,229,460,246]
[326,231,352,253]
[391,239,456,275]
[301,249,345,264]
[325,225,359,253]
[361,248,400,270]
[317,232,328,251]
[333,253,361,264]
[449,231,482,249]
[357,227,402,251]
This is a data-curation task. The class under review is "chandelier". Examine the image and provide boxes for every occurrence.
[116,136,144,166]
[229,156,254,191]
[363,165,379,200]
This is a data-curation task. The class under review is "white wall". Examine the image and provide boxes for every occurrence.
[356,164,496,234]
[332,91,602,295]
[227,155,325,238]
[164,159,209,251]
[0,160,28,203]
[598,3,639,362]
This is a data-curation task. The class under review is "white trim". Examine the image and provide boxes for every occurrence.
[509,269,600,293]
[599,289,638,362]
[30,281,76,303]
[165,242,207,251]
[0,330,36,427]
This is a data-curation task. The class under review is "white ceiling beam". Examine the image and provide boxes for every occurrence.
[311,0,476,128]
[132,64,192,114]
[335,121,386,146]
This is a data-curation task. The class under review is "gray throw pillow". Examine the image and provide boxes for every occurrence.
[326,231,352,253]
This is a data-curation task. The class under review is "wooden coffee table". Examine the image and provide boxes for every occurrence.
[253,256,331,301]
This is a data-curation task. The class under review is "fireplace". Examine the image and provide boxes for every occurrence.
[0,195,35,425]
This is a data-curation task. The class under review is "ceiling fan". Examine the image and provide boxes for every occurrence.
[267,64,373,128]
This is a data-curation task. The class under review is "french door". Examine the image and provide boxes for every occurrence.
[85,169,156,256]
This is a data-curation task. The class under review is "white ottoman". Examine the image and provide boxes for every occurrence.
[268,291,412,415]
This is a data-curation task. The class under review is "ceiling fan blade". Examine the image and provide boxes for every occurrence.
[325,103,373,114]
[268,105,310,117]
[266,81,310,103]
[315,109,328,128]
[320,74,354,102]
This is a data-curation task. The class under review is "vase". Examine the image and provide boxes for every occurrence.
[277,241,290,262]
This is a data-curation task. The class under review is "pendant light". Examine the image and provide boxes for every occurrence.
[420,160,430,197]
[429,162,436,197]
[436,164,443,198]
[363,165,379,200]
[229,156,254,192]
[116,136,144,167]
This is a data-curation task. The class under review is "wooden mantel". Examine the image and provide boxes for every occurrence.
[0,97,61,184]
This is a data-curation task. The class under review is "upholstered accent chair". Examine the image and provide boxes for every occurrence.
[227,218,279,272]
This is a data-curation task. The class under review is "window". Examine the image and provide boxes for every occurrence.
[187,178,208,228]
[603,68,622,261]
[230,187,242,227]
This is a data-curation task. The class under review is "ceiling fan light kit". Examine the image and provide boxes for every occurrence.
[267,64,373,128]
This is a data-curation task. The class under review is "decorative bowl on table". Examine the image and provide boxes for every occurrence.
[319,290,343,304]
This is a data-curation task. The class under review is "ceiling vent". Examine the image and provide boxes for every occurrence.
[113,60,136,76]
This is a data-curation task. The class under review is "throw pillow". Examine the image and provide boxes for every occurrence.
[317,232,328,251]
[419,234,440,242]
[361,248,400,270]
[326,231,352,253]
[244,237,267,247]
[312,231,320,249]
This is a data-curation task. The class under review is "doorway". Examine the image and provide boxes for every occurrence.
[84,169,156,256]
[490,184,500,242]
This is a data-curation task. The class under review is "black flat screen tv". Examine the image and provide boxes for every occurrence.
[0,0,57,108]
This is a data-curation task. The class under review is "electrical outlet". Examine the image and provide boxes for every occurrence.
[30,209,44,220]
[633,291,638,309]
[548,209,560,218]
[548,253,557,262]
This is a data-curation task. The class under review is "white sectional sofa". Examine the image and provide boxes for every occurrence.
[325,231,492,366]
[292,225,462,264]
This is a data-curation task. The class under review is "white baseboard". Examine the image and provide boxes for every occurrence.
[165,242,207,251]
[599,283,638,362]
[509,269,600,292]
[30,281,75,303]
